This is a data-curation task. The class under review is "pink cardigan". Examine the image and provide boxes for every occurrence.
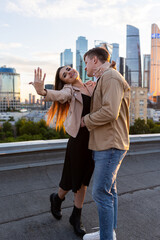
[44,81,95,138]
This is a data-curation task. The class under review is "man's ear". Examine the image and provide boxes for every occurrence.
[93,56,98,64]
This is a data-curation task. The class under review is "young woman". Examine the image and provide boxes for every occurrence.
[30,66,96,237]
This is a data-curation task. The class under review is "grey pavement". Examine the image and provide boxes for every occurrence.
[0,140,160,240]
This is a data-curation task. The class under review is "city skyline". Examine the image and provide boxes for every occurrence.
[0,0,160,101]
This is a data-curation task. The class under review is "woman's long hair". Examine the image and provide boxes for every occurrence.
[46,66,69,131]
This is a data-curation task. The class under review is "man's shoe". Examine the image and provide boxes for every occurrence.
[83,231,100,240]
[83,230,116,240]
[113,229,117,240]
[50,193,65,220]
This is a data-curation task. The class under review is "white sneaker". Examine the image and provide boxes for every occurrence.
[83,231,100,240]
[113,229,117,240]
[83,230,116,240]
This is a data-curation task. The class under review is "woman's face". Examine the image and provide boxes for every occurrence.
[59,66,79,84]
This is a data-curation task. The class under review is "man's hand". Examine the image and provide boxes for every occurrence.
[29,67,47,96]
[81,117,86,127]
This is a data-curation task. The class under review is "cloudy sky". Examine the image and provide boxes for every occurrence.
[0,0,160,101]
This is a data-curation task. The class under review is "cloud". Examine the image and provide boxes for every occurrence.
[0,42,22,50]
[0,52,59,78]
[1,23,10,28]
[5,0,160,29]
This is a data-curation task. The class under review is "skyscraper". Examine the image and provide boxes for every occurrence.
[94,40,113,60]
[126,25,142,87]
[0,66,20,111]
[119,57,126,77]
[60,49,73,67]
[76,36,88,82]
[44,84,54,110]
[111,43,119,71]
[143,54,150,90]
[149,23,160,103]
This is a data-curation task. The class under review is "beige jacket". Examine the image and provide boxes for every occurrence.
[84,68,130,151]
[44,81,95,138]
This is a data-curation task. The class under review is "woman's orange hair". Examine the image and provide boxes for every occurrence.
[46,66,69,131]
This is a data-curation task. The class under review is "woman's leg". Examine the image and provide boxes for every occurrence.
[69,185,87,237]
[58,187,69,199]
[50,187,69,220]
[74,184,87,208]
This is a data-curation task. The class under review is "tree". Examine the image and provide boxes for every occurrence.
[3,121,13,133]
[130,118,150,134]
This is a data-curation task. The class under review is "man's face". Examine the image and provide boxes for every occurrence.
[84,55,95,77]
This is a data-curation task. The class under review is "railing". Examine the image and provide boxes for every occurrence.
[0,134,160,171]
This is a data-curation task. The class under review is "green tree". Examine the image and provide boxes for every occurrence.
[150,125,160,133]
[147,119,155,129]
[15,118,27,136]
[130,118,150,134]
[19,121,39,135]
[3,121,13,133]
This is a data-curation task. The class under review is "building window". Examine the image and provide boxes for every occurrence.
[139,100,144,105]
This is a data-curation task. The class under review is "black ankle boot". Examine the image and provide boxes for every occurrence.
[50,193,65,220]
[69,206,86,237]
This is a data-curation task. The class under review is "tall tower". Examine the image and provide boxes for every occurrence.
[111,43,119,71]
[149,24,160,103]
[0,66,20,111]
[76,36,88,82]
[94,40,113,60]
[126,25,142,87]
[143,54,150,90]
[119,57,126,77]
[60,49,73,67]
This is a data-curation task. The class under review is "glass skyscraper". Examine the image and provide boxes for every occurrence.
[111,43,119,71]
[149,23,160,103]
[60,49,73,67]
[76,36,89,82]
[126,25,142,87]
[94,40,113,59]
[119,57,126,77]
[143,54,150,90]
[0,66,20,111]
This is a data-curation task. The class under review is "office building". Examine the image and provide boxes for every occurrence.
[119,57,126,77]
[111,43,119,71]
[0,66,20,111]
[143,54,150,90]
[126,25,142,87]
[76,36,89,82]
[149,23,160,103]
[29,93,32,104]
[94,40,120,71]
[94,40,113,60]
[60,49,73,67]
[44,84,54,109]
[130,87,148,125]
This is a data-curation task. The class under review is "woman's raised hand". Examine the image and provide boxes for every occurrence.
[29,67,47,96]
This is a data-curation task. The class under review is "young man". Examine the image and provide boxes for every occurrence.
[81,47,130,240]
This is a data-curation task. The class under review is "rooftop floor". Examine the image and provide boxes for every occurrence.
[0,137,160,240]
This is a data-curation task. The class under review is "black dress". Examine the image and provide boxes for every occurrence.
[59,94,94,193]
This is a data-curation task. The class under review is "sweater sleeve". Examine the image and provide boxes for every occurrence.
[84,75,124,131]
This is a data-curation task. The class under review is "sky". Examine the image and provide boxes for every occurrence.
[0,0,160,102]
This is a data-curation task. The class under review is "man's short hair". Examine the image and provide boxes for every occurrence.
[84,47,110,63]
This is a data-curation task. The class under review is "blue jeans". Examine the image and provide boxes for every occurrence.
[92,148,127,240]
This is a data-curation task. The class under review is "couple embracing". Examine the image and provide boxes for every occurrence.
[30,47,130,240]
